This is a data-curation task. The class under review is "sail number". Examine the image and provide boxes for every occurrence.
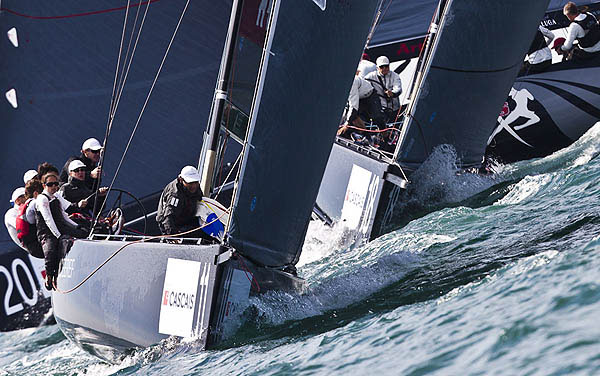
[0,259,39,316]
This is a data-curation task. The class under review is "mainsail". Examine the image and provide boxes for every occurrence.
[222,0,380,268]
[395,0,551,170]
[0,1,231,244]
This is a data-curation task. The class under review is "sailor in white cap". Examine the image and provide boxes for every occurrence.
[4,187,26,249]
[23,169,38,184]
[364,55,403,123]
[59,159,108,216]
[59,137,103,189]
[156,166,214,241]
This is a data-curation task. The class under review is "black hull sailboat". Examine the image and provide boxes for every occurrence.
[51,0,380,362]
[316,0,552,242]
[367,1,600,165]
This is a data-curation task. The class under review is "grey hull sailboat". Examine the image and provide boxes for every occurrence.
[315,0,551,242]
[52,0,380,362]
[0,0,231,331]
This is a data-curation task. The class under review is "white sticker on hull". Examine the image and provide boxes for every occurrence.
[159,258,202,338]
[341,165,373,230]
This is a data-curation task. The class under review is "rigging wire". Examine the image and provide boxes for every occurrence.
[113,2,144,116]
[91,0,192,232]
[90,0,133,224]
[91,0,152,226]
[214,149,244,200]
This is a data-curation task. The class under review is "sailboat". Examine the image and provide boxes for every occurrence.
[0,0,231,330]
[366,0,600,165]
[485,1,600,163]
[315,0,552,242]
[51,0,381,362]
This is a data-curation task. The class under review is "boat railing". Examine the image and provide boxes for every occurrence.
[89,234,205,243]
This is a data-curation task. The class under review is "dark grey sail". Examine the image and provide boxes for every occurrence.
[396,0,551,170]
[226,0,380,268]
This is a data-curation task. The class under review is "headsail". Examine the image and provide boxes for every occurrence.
[223,0,380,267]
[395,0,552,170]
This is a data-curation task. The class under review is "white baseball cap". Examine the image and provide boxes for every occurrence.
[68,159,86,172]
[23,169,38,184]
[11,187,25,203]
[82,137,103,151]
[179,166,201,183]
[376,56,390,67]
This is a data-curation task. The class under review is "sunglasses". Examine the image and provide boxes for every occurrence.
[89,149,101,154]
[72,168,86,173]
[45,181,59,187]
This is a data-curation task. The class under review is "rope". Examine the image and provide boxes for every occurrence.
[236,253,260,293]
[54,206,230,294]
[214,149,243,200]
[91,0,191,233]
[92,0,152,229]
[343,124,401,134]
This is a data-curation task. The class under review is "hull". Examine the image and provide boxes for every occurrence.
[487,58,600,163]
[0,245,52,331]
[316,141,408,242]
[52,238,303,362]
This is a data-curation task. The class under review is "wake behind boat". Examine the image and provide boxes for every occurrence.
[51,0,380,362]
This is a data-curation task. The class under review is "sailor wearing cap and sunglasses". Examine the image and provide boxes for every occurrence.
[156,166,216,242]
[59,137,103,190]
[60,160,109,217]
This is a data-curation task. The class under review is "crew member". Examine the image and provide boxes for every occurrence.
[156,166,214,241]
[60,137,103,190]
[60,160,108,217]
[557,2,600,60]
[358,53,377,78]
[36,173,87,289]
[17,180,44,258]
[4,187,26,249]
[338,68,375,137]
[365,56,402,124]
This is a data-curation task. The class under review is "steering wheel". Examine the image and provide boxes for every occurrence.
[89,188,148,236]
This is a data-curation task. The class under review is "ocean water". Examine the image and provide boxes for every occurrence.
[2,124,600,375]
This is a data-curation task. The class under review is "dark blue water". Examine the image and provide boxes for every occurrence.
[2,123,600,375]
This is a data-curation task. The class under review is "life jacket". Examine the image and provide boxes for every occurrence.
[36,193,74,240]
[575,12,600,48]
[15,198,33,242]
[528,30,548,54]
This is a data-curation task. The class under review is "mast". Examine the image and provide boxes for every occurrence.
[200,0,245,195]
[393,0,451,162]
